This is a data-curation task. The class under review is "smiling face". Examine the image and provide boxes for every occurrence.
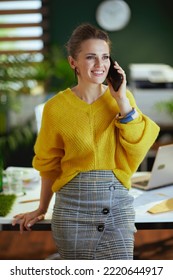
[68,39,110,85]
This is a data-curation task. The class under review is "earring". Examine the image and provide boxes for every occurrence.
[74,67,79,79]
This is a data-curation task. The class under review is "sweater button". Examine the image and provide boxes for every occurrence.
[102,208,109,215]
[97,225,104,232]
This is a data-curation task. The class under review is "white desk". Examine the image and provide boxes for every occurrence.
[130,185,173,229]
[0,175,54,230]
[1,171,173,230]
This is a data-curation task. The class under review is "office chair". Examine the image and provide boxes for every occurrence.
[34,102,45,133]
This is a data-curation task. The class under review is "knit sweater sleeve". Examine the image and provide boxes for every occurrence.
[115,90,160,174]
[32,101,64,180]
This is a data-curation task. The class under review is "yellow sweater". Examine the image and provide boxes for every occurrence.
[32,88,160,192]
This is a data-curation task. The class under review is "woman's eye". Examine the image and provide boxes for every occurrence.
[86,55,109,61]
[103,55,109,60]
[86,55,95,60]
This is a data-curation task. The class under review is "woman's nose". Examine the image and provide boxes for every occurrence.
[95,58,103,66]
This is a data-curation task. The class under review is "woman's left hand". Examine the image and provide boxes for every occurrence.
[108,61,132,116]
[107,61,127,100]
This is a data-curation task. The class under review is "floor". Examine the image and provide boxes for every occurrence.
[0,229,173,260]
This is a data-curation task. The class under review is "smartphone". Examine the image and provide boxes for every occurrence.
[107,57,123,91]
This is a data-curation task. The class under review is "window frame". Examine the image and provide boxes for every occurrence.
[0,0,49,54]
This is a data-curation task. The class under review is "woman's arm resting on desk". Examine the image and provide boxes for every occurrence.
[12,177,54,233]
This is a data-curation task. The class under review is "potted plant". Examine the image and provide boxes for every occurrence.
[0,45,75,167]
[155,99,173,118]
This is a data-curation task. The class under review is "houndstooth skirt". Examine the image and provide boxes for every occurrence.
[51,170,136,260]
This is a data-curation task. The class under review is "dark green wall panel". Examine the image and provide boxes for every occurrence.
[49,0,173,77]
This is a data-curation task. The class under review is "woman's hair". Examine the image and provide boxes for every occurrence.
[66,23,111,59]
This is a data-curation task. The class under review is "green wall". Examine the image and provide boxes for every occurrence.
[49,0,173,78]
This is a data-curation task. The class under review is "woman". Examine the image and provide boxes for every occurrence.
[12,23,160,259]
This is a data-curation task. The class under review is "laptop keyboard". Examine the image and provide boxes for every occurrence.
[134,180,149,186]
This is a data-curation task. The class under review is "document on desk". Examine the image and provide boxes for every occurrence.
[147,198,173,214]
[130,182,173,222]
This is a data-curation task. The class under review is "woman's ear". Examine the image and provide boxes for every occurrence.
[68,56,79,77]
[68,56,76,70]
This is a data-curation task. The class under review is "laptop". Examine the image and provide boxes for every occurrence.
[131,144,173,190]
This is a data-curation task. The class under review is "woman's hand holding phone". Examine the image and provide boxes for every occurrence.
[107,59,132,116]
[107,57,123,92]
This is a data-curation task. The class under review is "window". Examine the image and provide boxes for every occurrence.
[0,0,49,54]
[0,0,49,101]
[0,1,50,158]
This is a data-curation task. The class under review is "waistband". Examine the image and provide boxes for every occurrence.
[70,170,117,182]
[58,170,125,193]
